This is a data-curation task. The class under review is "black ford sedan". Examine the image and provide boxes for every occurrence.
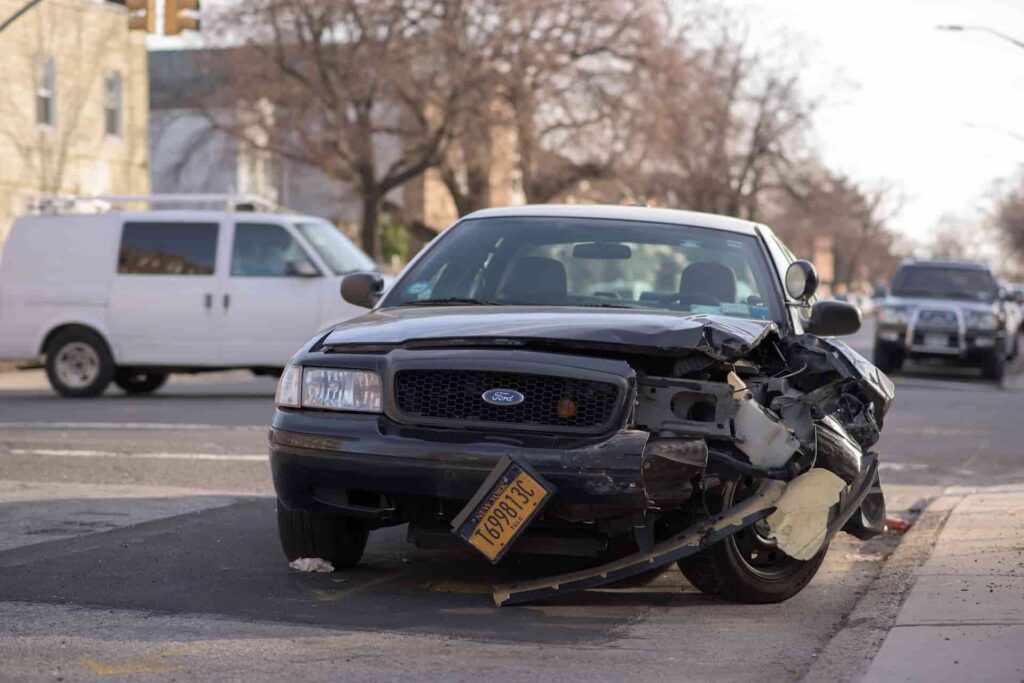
[270,205,893,606]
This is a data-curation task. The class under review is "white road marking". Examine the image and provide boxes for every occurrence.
[8,448,266,462]
[0,422,264,431]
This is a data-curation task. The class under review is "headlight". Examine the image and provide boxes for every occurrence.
[276,365,302,407]
[275,366,382,412]
[877,306,909,325]
[965,311,1001,331]
[302,368,382,412]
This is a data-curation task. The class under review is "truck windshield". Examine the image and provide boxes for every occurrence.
[891,266,997,302]
[296,221,376,275]
[381,216,784,323]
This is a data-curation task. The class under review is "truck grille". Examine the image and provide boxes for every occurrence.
[917,309,958,328]
[393,369,620,431]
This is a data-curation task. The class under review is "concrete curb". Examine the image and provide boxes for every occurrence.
[801,492,961,683]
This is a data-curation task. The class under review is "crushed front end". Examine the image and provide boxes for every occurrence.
[271,312,894,606]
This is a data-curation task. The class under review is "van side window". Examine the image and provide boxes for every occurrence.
[231,223,316,277]
[118,222,218,275]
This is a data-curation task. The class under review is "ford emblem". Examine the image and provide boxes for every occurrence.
[481,388,525,406]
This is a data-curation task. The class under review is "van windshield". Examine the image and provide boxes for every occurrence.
[380,217,784,323]
[296,221,376,275]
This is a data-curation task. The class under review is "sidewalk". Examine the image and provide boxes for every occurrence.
[862,485,1024,683]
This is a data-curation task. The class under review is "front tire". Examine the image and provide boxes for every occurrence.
[872,343,902,375]
[981,349,1006,382]
[45,328,115,398]
[277,501,368,569]
[114,369,168,395]
[678,477,828,603]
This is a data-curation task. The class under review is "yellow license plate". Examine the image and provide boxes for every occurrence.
[451,457,554,563]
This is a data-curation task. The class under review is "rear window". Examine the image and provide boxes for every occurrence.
[118,222,218,275]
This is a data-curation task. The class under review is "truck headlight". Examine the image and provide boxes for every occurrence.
[877,306,909,325]
[965,311,1000,331]
[275,366,383,413]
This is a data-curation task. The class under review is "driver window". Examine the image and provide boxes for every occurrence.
[231,223,316,277]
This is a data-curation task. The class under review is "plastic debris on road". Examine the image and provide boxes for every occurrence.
[885,516,912,533]
[288,557,335,573]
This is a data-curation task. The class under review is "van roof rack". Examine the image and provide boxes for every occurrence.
[25,194,283,215]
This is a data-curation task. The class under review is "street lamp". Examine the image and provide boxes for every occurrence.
[937,24,1024,51]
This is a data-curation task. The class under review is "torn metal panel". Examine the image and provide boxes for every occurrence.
[634,376,734,438]
[493,479,788,606]
[766,469,846,560]
[641,438,708,508]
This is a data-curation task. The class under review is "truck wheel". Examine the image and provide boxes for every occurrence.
[277,501,368,569]
[45,328,115,398]
[114,370,168,395]
[981,350,1006,382]
[872,344,902,375]
[677,476,828,603]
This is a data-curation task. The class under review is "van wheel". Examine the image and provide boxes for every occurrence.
[677,476,827,603]
[277,501,368,569]
[114,370,168,395]
[45,329,115,398]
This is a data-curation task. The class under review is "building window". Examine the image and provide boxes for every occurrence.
[36,56,56,127]
[104,72,123,138]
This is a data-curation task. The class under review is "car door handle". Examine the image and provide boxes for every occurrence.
[204,293,213,310]
[223,294,231,311]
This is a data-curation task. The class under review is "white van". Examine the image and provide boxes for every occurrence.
[0,195,383,397]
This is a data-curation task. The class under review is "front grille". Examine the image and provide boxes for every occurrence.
[393,369,620,431]
[918,309,958,328]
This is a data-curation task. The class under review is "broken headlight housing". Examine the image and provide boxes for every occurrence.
[275,366,382,413]
[876,306,909,325]
[964,310,1001,331]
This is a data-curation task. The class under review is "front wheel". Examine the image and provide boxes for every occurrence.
[678,477,828,603]
[45,328,115,398]
[277,502,368,569]
[114,369,168,395]
[981,349,1006,382]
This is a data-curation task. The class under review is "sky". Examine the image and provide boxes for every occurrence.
[727,0,1024,244]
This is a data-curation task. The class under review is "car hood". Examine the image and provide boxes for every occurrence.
[881,296,996,313]
[321,306,779,361]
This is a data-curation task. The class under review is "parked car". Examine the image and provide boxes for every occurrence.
[873,259,1021,380]
[0,195,383,397]
[270,205,893,607]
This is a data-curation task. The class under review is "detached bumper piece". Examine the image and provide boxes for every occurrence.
[492,454,879,607]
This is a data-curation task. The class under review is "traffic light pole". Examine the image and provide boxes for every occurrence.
[0,0,43,35]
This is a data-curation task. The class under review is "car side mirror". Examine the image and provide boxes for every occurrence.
[340,271,384,308]
[785,260,819,302]
[286,260,319,277]
[805,300,861,337]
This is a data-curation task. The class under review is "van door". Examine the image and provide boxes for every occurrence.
[109,220,225,366]
[221,221,322,367]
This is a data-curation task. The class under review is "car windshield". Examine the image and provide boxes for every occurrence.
[296,221,376,275]
[381,216,784,323]
[891,266,997,302]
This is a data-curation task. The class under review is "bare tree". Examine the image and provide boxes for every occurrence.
[196,0,494,259]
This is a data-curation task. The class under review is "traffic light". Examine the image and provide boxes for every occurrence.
[164,0,200,35]
[126,0,155,32]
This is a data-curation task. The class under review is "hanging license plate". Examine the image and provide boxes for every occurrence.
[451,456,555,563]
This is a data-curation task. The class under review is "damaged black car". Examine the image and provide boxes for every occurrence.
[270,205,894,606]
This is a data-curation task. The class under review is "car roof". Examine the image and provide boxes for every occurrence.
[899,258,991,272]
[461,204,763,235]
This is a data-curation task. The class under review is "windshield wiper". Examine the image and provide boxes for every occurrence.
[403,297,502,307]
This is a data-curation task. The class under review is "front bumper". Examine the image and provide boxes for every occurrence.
[876,323,1003,359]
[270,410,667,524]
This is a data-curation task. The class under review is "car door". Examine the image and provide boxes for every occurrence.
[221,221,322,367]
[108,219,225,366]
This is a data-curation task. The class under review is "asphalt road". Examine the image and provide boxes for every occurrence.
[0,320,1020,682]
